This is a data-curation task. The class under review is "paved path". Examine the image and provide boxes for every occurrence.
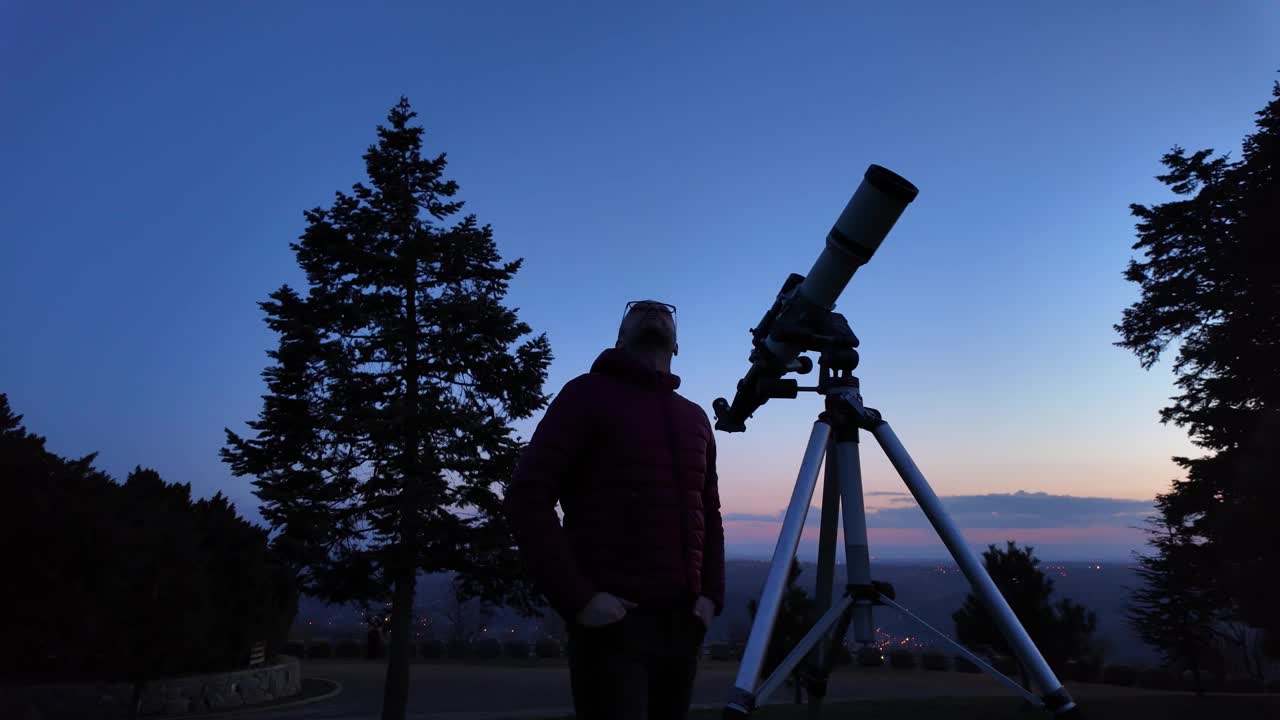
[250,661,1169,720]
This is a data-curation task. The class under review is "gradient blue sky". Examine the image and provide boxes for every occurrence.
[3,2,1276,559]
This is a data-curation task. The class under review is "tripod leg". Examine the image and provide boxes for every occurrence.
[726,421,832,717]
[832,433,874,644]
[870,421,1077,716]
[806,447,843,719]
[756,596,855,707]
[812,445,842,659]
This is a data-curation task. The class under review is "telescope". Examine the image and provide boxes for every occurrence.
[712,165,920,432]
[713,165,1081,719]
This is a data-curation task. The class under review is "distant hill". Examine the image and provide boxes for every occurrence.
[291,559,1155,665]
[713,559,1154,665]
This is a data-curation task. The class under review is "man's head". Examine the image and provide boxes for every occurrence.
[616,299,678,357]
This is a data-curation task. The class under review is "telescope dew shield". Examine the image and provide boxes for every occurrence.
[798,165,919,311]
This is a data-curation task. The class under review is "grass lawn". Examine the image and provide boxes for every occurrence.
[679,695,1280,720]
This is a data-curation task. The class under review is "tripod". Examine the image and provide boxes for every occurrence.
[721,334,1079,719]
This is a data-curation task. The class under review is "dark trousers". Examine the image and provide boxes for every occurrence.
[567,604,707,720]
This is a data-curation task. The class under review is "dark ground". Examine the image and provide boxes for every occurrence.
[245,659,1269,720]
[684,695,1280,720]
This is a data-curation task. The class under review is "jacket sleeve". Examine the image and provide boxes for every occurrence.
[700,431,726,615]
[503,377,597,622]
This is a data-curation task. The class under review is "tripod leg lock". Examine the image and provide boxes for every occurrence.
[872,580,895,602]
[847,581,896,604]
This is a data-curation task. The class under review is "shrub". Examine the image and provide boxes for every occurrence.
[888,650,916,669]
[990,655,1019,677]
[419,640,444,659]
[365,631,384,659]
[856,646,884,667]
[282,641,305,658]
[1137,667,1175,689]
[1225,675,1263,692]
[534,639,560,659]
[0,399,300,687]
[446,640,467,658]
[922,650,950,671]
[1101,664,1137,686]
[307,641,332,659]
[474,637,501,659]
[1179,669,1226,691]
[1064,659,1099,683]
[503,640,529,658]
[833,644,853,665]
[954,655,981,673]
[335,640,361,659]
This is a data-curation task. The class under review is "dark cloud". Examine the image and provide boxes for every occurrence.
[723,491,1154,530]
[723,511,792,523]
[865,491,910,497]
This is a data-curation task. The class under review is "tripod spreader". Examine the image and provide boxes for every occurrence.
[849,580,896,605]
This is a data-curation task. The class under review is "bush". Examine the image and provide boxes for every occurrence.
[335,640,361,659]
[709,643,732,661]
[1137,667,1175,689]
[922,650,950,671]
[474,637,501,659]
[856,646,884,667]
[991,655,1019,677]
[0,398,300,686]
[1064,659,1099,683]
[888,650,916,669]
[419,640,444,659]
[1179,669,1226,691]
[1226,675,1263,692]
[503,640,529,658]
[954,655,981,673]
[833,644,853,665]
[283,641,305,658]
[1101,664,1137,686]
[446,640,467,658]
[365,631,384,659]
[307,641,332,659]
[534,639,560,659]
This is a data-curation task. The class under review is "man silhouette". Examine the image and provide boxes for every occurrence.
[505,299,725,720]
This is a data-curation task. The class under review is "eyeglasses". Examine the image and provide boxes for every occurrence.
[622,300,677,326]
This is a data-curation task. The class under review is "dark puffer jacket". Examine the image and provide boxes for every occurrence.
[503,348,725,622]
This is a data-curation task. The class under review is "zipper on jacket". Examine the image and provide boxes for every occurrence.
[661,393,691,597]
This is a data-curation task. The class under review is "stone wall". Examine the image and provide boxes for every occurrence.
[0,655,301,719]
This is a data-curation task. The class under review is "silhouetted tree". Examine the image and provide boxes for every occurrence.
[221,98,551,720]
[1129,501,1224,694]
[1116,80,1280,654]
[747,560,817,704]
[1,393,118,678]
[0,395,296,719]
[439,576,495,646]
[952,542,1097,688]
[104,468,298,718]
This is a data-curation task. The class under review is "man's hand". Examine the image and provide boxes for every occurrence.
[576,592,637,628]
[693,595,715,630]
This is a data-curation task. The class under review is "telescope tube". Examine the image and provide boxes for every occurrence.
[714,165,918,432]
